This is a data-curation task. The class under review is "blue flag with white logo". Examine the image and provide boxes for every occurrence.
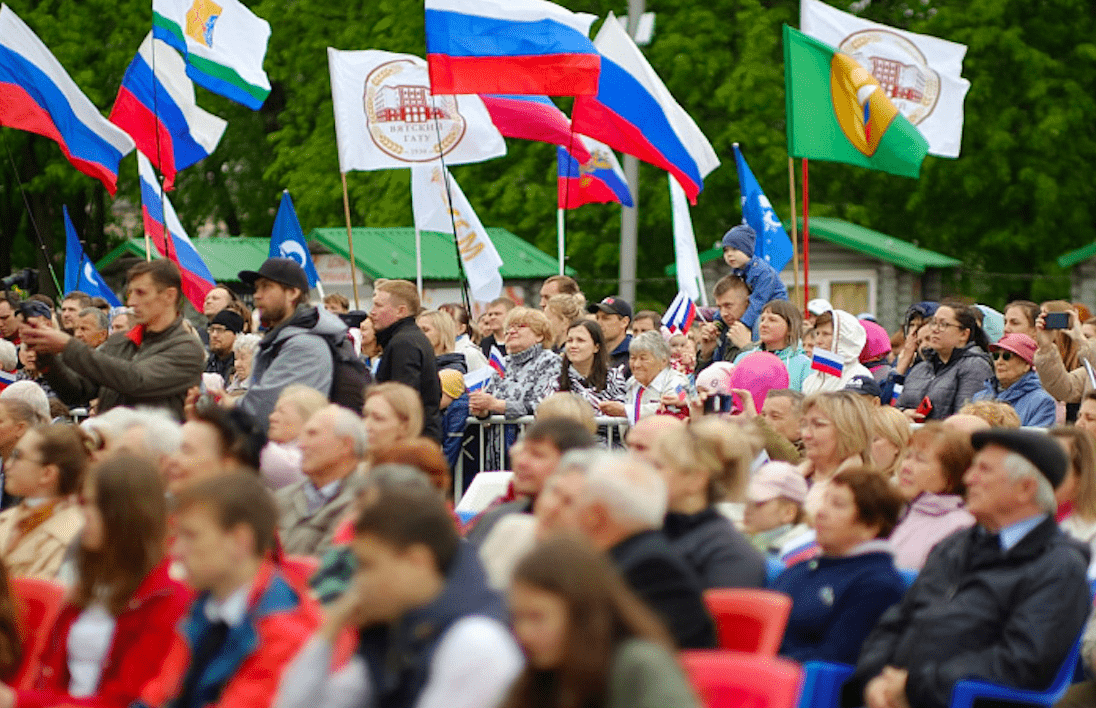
[733,145,793,272]
[269,191,319,288]
[63,206,122,306]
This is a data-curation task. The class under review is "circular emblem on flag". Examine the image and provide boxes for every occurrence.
[363,59,466,163]
[278,241,308,268]
[837,30,941,127]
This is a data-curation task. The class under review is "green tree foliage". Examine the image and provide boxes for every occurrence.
[0,0,1092,308]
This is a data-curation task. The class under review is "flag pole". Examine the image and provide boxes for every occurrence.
[787,157,801,312]
[415,226,424,296]
[801,158,810,311]
[339,172,361,309]
[556,207,565,276]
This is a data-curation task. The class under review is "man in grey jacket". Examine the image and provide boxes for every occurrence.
[23,260,204,420]
[237,258,348,430]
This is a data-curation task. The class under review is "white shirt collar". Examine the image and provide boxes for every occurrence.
[203,582,251,627]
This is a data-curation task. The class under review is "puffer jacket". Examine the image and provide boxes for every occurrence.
[972,370,1057,427]
[845,517,1091,708]
[802,310,873,394]
[895,342,993,419]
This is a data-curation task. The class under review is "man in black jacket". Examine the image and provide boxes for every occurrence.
[574,452,716,650]
[846,428,1091,708]
[370,279,441,441]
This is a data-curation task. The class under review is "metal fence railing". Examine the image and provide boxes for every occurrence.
[454,415,629,503]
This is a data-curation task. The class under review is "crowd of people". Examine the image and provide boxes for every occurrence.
[0,223,1091,707]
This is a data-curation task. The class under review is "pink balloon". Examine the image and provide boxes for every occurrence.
[727,352,790,413]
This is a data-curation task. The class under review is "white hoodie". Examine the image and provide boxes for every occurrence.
[802,309,873,394]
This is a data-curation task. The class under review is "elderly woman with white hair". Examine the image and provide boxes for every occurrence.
[224,332,262,399]
[624,331,690,424]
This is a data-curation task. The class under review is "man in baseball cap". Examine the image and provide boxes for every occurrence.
[743,462,811,558]
[848,427,1091,708]
[969,333,1055,427]
[586,296,633,374]
[233,258,349,429]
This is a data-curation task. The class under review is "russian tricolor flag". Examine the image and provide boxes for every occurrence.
[425,0,600,96]
[488,345,506,377]
[811,349,845,378]
[481,94,590,161]
[109,34,226,191]
[571,14,719,204]
[662,292,697,335]
[558,135,633,210]
[0,5,134,195]
[464,367,493,393]
[137,152,215,310]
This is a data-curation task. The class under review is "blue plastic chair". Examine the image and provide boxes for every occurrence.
[795,661,854,708]
[948,630,1085,708]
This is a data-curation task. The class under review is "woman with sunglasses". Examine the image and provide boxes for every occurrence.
[971,333,1056,427]
[895,301,993,420]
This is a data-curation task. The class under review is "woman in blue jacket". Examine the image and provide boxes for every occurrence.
[972,332,1056,427]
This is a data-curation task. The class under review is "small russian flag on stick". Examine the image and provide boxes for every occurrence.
[811,349,844,378]
[464,367,493,392]
[488,346,507,377]
[662,291,698,334]
[0,371,15,392]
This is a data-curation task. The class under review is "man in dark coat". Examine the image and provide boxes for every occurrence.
[845,428,1091,708]
[370,279,441,441]
[575,452,716,650]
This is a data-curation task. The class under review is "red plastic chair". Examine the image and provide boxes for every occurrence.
[704,588,793,655]
[11,577,65,689]
[281,555,321,586]
[682,650,803,708]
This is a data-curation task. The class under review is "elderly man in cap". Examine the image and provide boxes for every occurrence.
[235,258,350,429]
[971,333,1056,427]
[204,309,244,384]
[845,429,1091,708]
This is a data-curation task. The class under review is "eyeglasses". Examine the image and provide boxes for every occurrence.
[8,448,42,464]
[505,323,531,333]
[929,319,964,331]
[207,326,229,335]
[992,351,1018,362]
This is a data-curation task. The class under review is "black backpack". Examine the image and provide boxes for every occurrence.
[269,334,371,411]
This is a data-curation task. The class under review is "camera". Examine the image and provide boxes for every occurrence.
[0,268,37,294]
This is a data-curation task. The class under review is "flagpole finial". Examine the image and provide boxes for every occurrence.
[732,142,739,147]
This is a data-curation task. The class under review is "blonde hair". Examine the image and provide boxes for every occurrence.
[957,400,1021,428]
[417,310,457,354]
[275,384,329,426]
[376,279,421,315]
[504,307,553,345]
[545,294,585,326]
[873,406,911,477]
[654,418,754,504]
[801,391,875,465]
[364,382,425,441]
[535,392,597,434]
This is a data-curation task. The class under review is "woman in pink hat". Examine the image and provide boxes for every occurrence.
[971,332,1056,427]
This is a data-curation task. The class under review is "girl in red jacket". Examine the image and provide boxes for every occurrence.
[0,453,192,708]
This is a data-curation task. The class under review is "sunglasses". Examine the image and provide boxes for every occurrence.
[991,350,1021,362]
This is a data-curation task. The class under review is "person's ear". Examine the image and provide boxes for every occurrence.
[38,463,60,494]
[229,522,259,560]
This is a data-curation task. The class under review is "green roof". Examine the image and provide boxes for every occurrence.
[98,227,571,283]
[309,227,574,281]
[664,217,961,276]
[1058,242,1096,269]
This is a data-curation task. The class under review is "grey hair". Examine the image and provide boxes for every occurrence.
[330,405,368,458]
[366,464,438,494]
[78,307,110,332]
[556,449,609,477]
[233,333,262,356]
[582,452,667,529]
[0,340,16,371]
[1003,452,1057,514]
[0,398,38,427]
[0,381,49,425]
[118,407,182,457]
[628,330,671,363]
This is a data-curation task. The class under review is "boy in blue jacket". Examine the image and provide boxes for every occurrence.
[722,225,788,332]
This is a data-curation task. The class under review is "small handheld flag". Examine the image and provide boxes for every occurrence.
[64,207,121,307]
[488,346,506,377]
[733,144,794,271]
[464,367,493,392]
[0,370,15,392]
[662,292,697,335]
[810,349,844,378]
[270,192,319,289]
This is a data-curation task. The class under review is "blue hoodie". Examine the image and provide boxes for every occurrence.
[734,255,789,330]
[972,369,1056,427]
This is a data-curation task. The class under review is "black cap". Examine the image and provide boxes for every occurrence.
[586,296,632,320]
[210,309,245,334]
[971,428,1068,488]
[238,258,309,293]
[844,375,882,399]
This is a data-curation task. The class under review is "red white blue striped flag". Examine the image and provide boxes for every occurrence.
[662,291,697,334]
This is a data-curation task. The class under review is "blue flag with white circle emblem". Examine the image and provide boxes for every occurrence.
[63,206,122,306]
[269,191,319,289]
[733,144,794,272]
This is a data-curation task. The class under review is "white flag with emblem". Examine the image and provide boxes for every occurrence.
[328,48,506,172]
[411,163,504,303]
[800,0,970,158]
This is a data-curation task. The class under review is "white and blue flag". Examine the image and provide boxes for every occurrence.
[733,144,793,272]
[64,206,121,306]
[269,191,319,289]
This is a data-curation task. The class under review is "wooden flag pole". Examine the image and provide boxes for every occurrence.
[802,158,811,311]
[787,157,801,312]
[340,172,361,309]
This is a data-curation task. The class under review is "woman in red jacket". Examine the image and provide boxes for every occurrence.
[0,453,192,708]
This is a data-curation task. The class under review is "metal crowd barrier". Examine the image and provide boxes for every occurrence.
[454,415,629,504]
